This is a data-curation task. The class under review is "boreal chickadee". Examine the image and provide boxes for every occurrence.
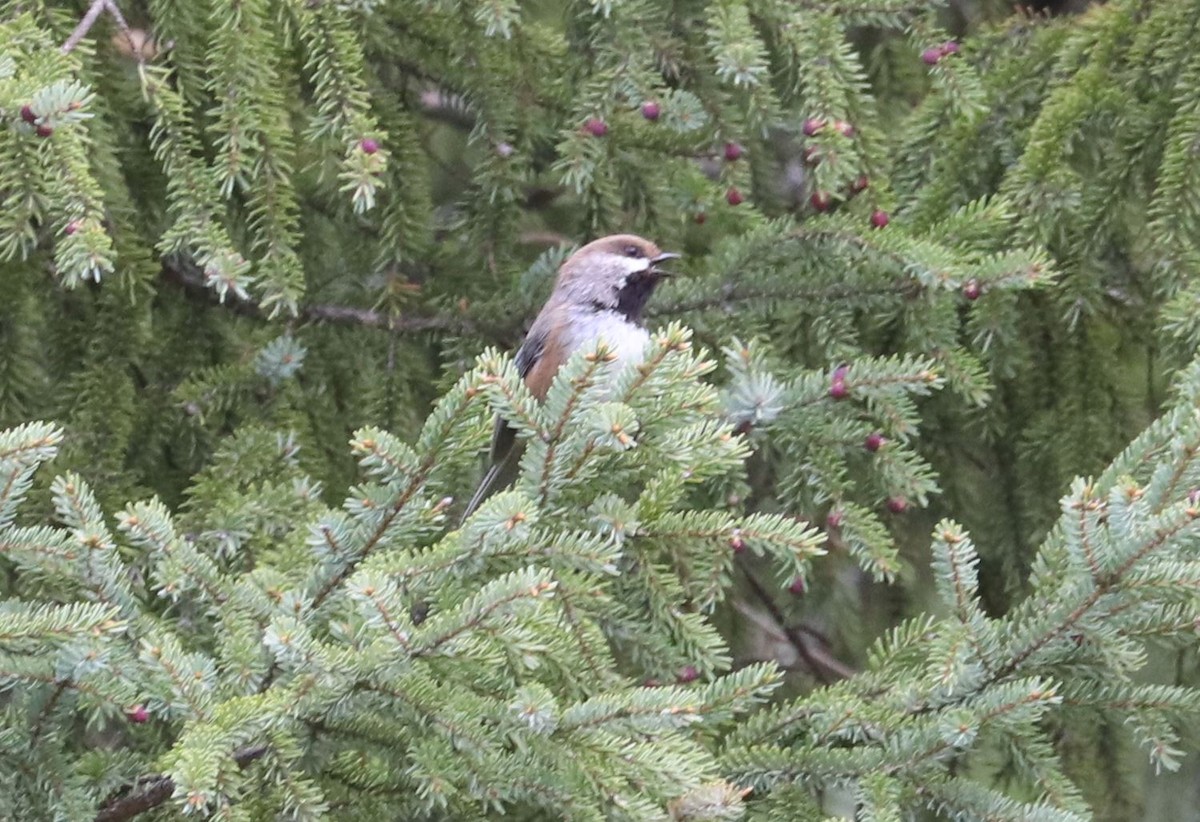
[463,234,680,518]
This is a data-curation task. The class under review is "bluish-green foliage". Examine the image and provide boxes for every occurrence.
[3,0,1200,818]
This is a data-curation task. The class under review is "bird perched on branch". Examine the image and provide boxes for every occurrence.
[463,234,680,519]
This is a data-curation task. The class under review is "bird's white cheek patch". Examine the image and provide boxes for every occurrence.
[602,253,653,281]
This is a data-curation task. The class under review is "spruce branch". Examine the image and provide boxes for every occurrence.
[305,383,485,612]
[996,510,1200,680]
[8,3,1200,816]
[534,348,611,506]
[93,744,269,822]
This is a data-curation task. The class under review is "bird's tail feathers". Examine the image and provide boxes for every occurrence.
[461,462,504,523]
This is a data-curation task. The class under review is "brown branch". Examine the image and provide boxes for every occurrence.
[160,225,932,343]
[94,744,268,822]
[160,258,916,348]
[648,281,918,318]
[303,302,468,333]
[30,680,70,744]
[736,560,857,683]
[159,258,486,337]
[517,230,573,248]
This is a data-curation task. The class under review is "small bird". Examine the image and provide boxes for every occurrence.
[463,234,680,518]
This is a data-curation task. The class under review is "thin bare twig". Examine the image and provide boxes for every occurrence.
[517,230,573,248]
[62,0,139,56]
[737,561,857,683]
[61,0,110,53]
[29,680,70,744]
[159,258,494,338]
[303,302,472,333]
[101,0,136,46]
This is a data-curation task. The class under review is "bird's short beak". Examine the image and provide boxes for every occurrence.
[650,251,681,275]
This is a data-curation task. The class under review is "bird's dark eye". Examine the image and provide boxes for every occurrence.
[624,245,642,258]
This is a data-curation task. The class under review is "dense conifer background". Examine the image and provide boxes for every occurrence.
[4,0,1200,818]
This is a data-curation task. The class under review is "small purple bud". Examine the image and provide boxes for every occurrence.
[583,117,608,137]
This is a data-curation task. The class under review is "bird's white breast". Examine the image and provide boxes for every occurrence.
[565,307,651,369]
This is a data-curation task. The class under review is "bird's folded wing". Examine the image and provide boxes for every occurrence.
[464,320,553,519]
